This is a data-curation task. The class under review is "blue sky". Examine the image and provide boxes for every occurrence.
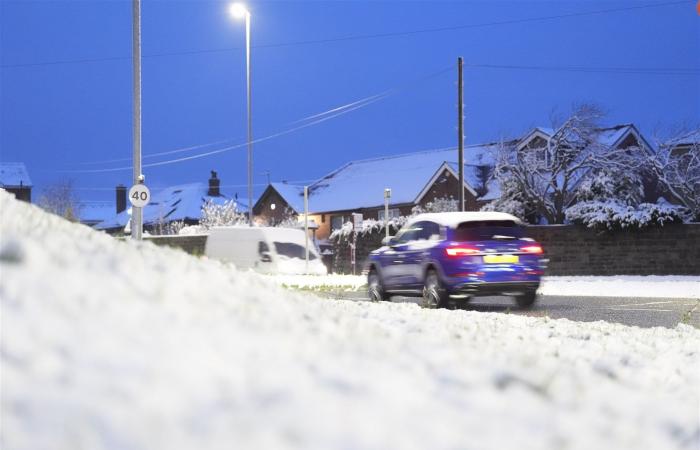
[1,0,698,204]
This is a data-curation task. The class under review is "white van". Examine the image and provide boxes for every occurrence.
[205,226,327,275]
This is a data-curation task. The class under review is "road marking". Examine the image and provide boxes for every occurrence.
[607,307,675,312]
[611,301,678,307]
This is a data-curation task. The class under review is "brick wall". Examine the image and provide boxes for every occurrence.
[145,235,208,255]
[331,224,700,276]
[526,224,700,275]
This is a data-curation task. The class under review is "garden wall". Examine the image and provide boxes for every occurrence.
[331,224,700,276]
[145,235,208,256]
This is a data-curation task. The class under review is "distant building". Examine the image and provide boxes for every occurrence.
[96,171,242,234]
[0,162,32,202]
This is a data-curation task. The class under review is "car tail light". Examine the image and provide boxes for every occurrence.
[521,244,543,254]
[445,246,480,257]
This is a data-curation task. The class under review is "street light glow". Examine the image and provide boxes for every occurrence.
[229,3,249,19]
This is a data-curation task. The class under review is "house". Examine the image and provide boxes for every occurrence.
[254,144,508,240]
[0,162,32,202]
[666,129,700,157]
[96,171,243,234]
[255,122,662,237]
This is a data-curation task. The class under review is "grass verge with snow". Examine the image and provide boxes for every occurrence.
[1,191,699,450]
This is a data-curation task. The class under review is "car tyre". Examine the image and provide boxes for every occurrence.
[368,269,390,302]
[422,269,450,309]
[515,290,537,308]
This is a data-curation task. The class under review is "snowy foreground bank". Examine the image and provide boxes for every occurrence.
[1,192,699,450]
[270,274,700,299]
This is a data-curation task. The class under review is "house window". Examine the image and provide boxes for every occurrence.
[377,208,401,221]
[330,215,346,231]
[321,214,325,223]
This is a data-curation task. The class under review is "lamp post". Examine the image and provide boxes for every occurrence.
[229,3,253,225]
[131,0,144,240]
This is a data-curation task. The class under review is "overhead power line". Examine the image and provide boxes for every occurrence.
[58,65,453,173]
[463,63,700,76]
[1,0,691,69]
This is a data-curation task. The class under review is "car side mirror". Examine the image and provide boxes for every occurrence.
[381,236,397,247]
[260,252,272,263]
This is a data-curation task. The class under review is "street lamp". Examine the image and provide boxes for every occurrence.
[229,3,253,225]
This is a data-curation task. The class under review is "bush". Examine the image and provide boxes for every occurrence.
[565,200,686,231]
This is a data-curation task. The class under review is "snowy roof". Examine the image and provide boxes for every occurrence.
[269,182,306,212]
[79,201,116,224]
[409,211,522,228]
[304,144,502,213]
[0,162,32,187]
[96,182,240,230]
[519,124,652,151]
[666,129,700,147]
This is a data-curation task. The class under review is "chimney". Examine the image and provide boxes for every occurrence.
[116,184,127,214]
[208,170,220,197]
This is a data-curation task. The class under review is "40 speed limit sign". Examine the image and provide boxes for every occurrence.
[128,184,151,208]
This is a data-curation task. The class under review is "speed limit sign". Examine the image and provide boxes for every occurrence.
[128,184,151,208]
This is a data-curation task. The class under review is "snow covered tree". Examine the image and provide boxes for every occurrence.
[480,177,538,223]
[38,180,82,222]
[200,199,247,229]
[646,130,700,220]
[488,104,642,224]
[411,196,458,215]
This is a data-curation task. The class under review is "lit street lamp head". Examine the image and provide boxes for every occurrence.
[229,3,249,19]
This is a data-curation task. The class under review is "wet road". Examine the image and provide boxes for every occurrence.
[316,290,700,328]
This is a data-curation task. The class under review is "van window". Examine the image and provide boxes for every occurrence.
[258,241,270,255]
[273,242,318,260]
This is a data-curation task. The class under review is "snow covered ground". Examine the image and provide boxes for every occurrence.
[270,274,700,299]
[1,191,699,450]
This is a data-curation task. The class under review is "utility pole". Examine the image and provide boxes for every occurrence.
[457,56,465,212]
[304,186,309,274]
[131,0,143,239]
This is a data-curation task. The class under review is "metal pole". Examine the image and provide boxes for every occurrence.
[131,0,143,240]
[457,57,465,212]
[246,12,253,226]
[304,186,309,274]
[384,188,390,239]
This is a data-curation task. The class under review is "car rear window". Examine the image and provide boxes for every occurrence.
[453,220,524,241]
[273,242,318,260]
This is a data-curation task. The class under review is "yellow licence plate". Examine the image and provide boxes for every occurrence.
[483,254,519,264]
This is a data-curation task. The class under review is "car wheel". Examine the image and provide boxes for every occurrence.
[515,290,537,308]
[422,269,449,308]
[368,269,390,302]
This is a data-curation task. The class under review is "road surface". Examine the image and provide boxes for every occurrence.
[314,290,699,329]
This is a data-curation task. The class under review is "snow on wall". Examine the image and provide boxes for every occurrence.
[1,190,698,450]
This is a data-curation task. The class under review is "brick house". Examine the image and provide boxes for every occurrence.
[0,162,32,202]
[254,143,506,240]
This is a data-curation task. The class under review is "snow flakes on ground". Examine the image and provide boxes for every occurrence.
[1,191,699,450]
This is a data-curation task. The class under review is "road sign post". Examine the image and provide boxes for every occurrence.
[351,213,363,275]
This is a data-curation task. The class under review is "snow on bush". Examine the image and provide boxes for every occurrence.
[410,196,458,214]
[200,199,247,229]
[1,191,699,450]
[566,200,686,231]
[328,216,407,241]
[329,196,459,241]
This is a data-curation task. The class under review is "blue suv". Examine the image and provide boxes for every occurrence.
[366,212,546,308]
